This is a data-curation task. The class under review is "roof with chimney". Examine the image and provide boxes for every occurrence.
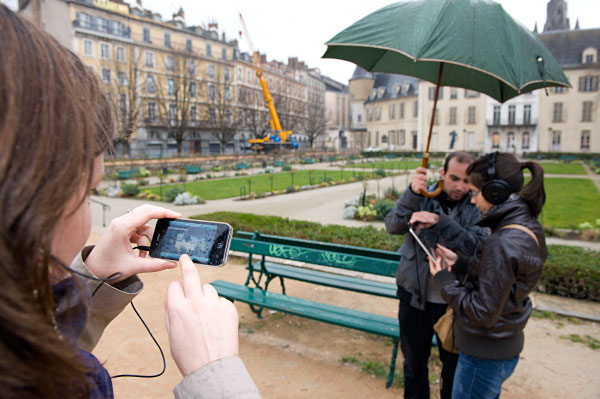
[365,73,419,103]
[538,28,600,68]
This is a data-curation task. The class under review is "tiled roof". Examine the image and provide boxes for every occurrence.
[538,28,600,68]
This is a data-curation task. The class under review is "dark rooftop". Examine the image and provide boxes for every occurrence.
[538,28,600,68]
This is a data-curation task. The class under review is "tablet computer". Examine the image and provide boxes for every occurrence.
[408,226,436,263]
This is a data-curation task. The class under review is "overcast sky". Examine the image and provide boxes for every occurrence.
[4,0,599,82]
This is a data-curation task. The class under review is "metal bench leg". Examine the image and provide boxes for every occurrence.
[386,338,399,389]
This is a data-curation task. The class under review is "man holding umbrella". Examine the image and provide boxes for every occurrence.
[384,152,487,399]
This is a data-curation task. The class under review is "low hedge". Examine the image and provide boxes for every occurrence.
[194,212,600,303]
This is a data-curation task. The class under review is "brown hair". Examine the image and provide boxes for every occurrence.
[467,152,546,216]
[0,5,113,398]
[443,151,475,172]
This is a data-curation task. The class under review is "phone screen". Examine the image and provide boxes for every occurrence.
[150,219,232,266]
[408,226,436,263]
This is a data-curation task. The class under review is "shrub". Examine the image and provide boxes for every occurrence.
[375,168,387,178]
[385,187,401,200]
[285,185,296,193]
[165,187,184,202]
[282,165,292,171]
[373,199,395,221]
[121,183,140,197]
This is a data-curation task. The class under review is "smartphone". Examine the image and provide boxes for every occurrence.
[149,218,233,266]
[408,226,436,263]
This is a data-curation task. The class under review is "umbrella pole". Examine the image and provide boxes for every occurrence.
[420,63,444,198]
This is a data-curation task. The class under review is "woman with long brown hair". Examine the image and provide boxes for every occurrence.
[0,5,259,398]
[428,152,547,399]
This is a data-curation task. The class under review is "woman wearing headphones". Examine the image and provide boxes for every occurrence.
[428,152,547,399]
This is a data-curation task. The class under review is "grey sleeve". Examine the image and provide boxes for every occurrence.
[72,246,143,352]
[384,186,423,235]
[174,356,261,399]
[430,207,488,256]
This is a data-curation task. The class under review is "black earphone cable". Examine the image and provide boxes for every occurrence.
[51,253,166,379]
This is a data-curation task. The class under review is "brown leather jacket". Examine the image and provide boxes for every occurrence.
[434,195,547,359]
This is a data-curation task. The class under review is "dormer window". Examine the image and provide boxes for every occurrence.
[377,87,386,98]
[369,89,377,100]
[582,47,597,64]
[401,82,411,95]
[392,85,401,96]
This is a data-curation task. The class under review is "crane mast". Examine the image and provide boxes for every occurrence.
[239,13,295,151]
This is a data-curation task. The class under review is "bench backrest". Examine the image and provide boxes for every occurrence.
[231,232,400,278]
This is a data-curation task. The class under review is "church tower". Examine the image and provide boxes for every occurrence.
[543,0,570,32]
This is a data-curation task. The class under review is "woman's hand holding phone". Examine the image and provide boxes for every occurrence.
[85,204,182,282]
[165,254,239,376]
[428,244,458,276]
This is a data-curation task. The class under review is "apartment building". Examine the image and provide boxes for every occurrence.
[20,0,325,156]
[320,76,350,150]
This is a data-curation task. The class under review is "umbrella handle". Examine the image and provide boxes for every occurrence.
[419,153,444,197]
[420,181,444,198]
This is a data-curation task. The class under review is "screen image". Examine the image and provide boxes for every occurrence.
[157,220,218,263]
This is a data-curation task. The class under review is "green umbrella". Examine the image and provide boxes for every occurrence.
[323,0,570,196]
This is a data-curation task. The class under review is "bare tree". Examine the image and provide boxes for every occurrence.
[202,70,239,153]
[240,87,270,140]
[101,45,141,157]
[155,48,199,155]
[304,102,326,148]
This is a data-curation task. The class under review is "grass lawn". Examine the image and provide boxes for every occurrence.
[539,161,587,175]
[542,177,600,228]
[353,159,442,170]
[145,169,375,200]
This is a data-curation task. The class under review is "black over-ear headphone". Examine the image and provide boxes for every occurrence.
[481,151,511,205]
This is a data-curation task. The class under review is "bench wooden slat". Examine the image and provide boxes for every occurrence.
[259,262,397,298]
[231,237,398,277]
[211,280,399,338]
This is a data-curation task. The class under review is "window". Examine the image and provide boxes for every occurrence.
[431,132,438,150]
[428,87,443,100]
[357,114,362,123]
[523,104,531,124]
[522,132,530,150]
[165,55,174,71]
[464,89,480,98]
[117,71,127,86]
[382,135,388,144]
[413,100,418,117]
[144,51,154,68]
[492,133,500,149]
[164,32,171,47]
[146,74,156,93]
[147,102,156,121]
[224,68,230,82]
[208,84,215,101]
[579,76,599,92]
[116,46,125,62]
[375,107,381,121]
[389,104,395,120]
[399,129,406,146]
[83,40,93,56]
[168,104,177,123]
[189,81,197,97]
[507,132,515,149]
[118,94,127,114]
[143,27,151,43]
[449,107,457,124]
[101,68,110,83]
[450,88,457,99]
[224,86,231,102]
[186,38,192,52]
[508,105,516,124]
[247,69,252,83]
[433,111,440,125]
[552,131,561,151]
[582,101,593,122]
[585,54,594,64]
[208,64,215,79]
[191,105,198,121]
[553,102,563,122]
[206,43,212,57]
[100,43,110,59]
[554,86,565,94]
[222,48,227,60]
[399,103,405,119]
[167,78,175,95]
[581,130,591,150]
[493,105,501,124]
[187,60,195,75]
[467,106,476,124]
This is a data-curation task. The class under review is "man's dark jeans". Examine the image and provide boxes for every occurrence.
[398,299,458,399]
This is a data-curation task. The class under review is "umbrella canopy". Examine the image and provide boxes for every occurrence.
[323,0,570,103]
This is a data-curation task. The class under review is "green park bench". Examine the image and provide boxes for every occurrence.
[302,158,314,164]
[117,169,139,179]
[210,231,403,388]
[329,156,337,162]
[273,160,285,167]
[185,166,203,174]
[384,154,397,159]
[235,162,250,170]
